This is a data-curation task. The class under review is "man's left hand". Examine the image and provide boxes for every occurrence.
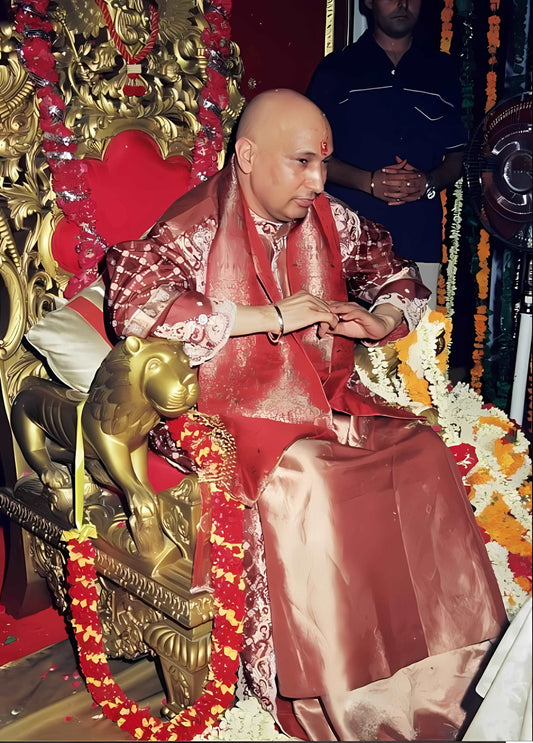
[381,156,427,205]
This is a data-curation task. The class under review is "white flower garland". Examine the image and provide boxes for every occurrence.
[445,179,464,320]
[194,698,298,741]
[354,311,532,619]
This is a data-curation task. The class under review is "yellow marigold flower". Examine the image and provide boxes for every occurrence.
[494,439,524,476]
[223,646,239,661]
[478,415,512,431]
[219,608,241,627]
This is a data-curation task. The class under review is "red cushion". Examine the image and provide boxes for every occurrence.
[52,130,191,272]
[147,449,187,491]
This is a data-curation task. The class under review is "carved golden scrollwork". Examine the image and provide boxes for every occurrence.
[144,619,213,713]
[30,535,69,613]
[97,579,162,659]
[0,0,243,407]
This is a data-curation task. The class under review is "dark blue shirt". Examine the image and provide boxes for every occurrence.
[307,31,467,262]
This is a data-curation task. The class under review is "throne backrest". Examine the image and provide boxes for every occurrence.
[0,0,244,486]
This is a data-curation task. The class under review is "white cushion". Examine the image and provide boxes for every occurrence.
[26,278,113,393]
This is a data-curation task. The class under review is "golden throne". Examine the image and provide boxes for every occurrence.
[0,0,243,717]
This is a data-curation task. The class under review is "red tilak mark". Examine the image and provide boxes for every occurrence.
[321,140,328,155]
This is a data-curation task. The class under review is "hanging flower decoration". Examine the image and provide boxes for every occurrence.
[94,0,160,97]
[436,0,456,315]
[15,0,107,298]
[63,412,245,741]
[353,311,532,618]
[485,3,501,114]
[15,0,233,296]
[437,190,448,312]
[189,0,233,186]
[443,179,464,320]
[470,0,501,392]
[471,229,491,392]
[440,0,454,54]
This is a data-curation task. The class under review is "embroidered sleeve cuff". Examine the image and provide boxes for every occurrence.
[364,295,428,347]
[152,299,236,365]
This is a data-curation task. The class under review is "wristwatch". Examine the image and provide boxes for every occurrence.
[424,175,436,200]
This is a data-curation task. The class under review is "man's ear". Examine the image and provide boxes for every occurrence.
[235,137,255,175]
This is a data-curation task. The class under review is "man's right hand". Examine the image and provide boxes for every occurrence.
[232,290,339,337]
[373,157,425,205]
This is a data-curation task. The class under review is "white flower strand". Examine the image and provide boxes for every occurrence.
[356,312,532,619]
[445,179,464,320]
[194,697,298,741]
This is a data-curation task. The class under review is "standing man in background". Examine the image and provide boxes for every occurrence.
[306,0,466,308]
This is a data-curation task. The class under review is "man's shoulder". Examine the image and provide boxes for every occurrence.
[325,193,391,238]
[311,34,368,75]
[411,40,461,76]
[323,193,361,235]
[155,168,223,230]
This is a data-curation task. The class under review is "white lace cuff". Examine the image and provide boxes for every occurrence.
[153,299,236,365]
[363,294,428,347]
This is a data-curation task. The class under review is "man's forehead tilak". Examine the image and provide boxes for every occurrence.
[320,113,332,155]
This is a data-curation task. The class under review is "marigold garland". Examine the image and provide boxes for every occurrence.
[440,0,454,55]
[471,0,501,392]
[437,0,455,313]
[63,412,245,741]
[354,311,532,617]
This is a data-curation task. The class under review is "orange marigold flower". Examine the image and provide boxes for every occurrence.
[515,576,532,594]
[477,495,530,556]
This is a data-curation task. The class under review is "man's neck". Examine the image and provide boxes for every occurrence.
[373,29,413,66]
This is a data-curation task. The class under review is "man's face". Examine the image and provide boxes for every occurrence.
[245,120,333,223]
[367,0,421,39]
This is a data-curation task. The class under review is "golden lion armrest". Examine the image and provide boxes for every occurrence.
[1,333,217,715]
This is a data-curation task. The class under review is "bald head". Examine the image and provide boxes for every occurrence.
[237,89,328,142]
[234,89,333,222]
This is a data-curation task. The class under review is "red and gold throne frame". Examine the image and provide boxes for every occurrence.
[0,0,244,718]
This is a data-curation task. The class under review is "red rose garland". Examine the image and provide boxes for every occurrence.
[15,0,107,297]
[64,412,245,741]
[15,0,233,293]
[189,0,233,186]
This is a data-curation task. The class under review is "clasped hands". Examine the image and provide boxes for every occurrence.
[372,156,427,205]
[275,290,402,342]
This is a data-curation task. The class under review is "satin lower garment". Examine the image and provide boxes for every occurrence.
[257,416,506,741]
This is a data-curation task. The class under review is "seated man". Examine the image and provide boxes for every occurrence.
[106,89,506,741]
